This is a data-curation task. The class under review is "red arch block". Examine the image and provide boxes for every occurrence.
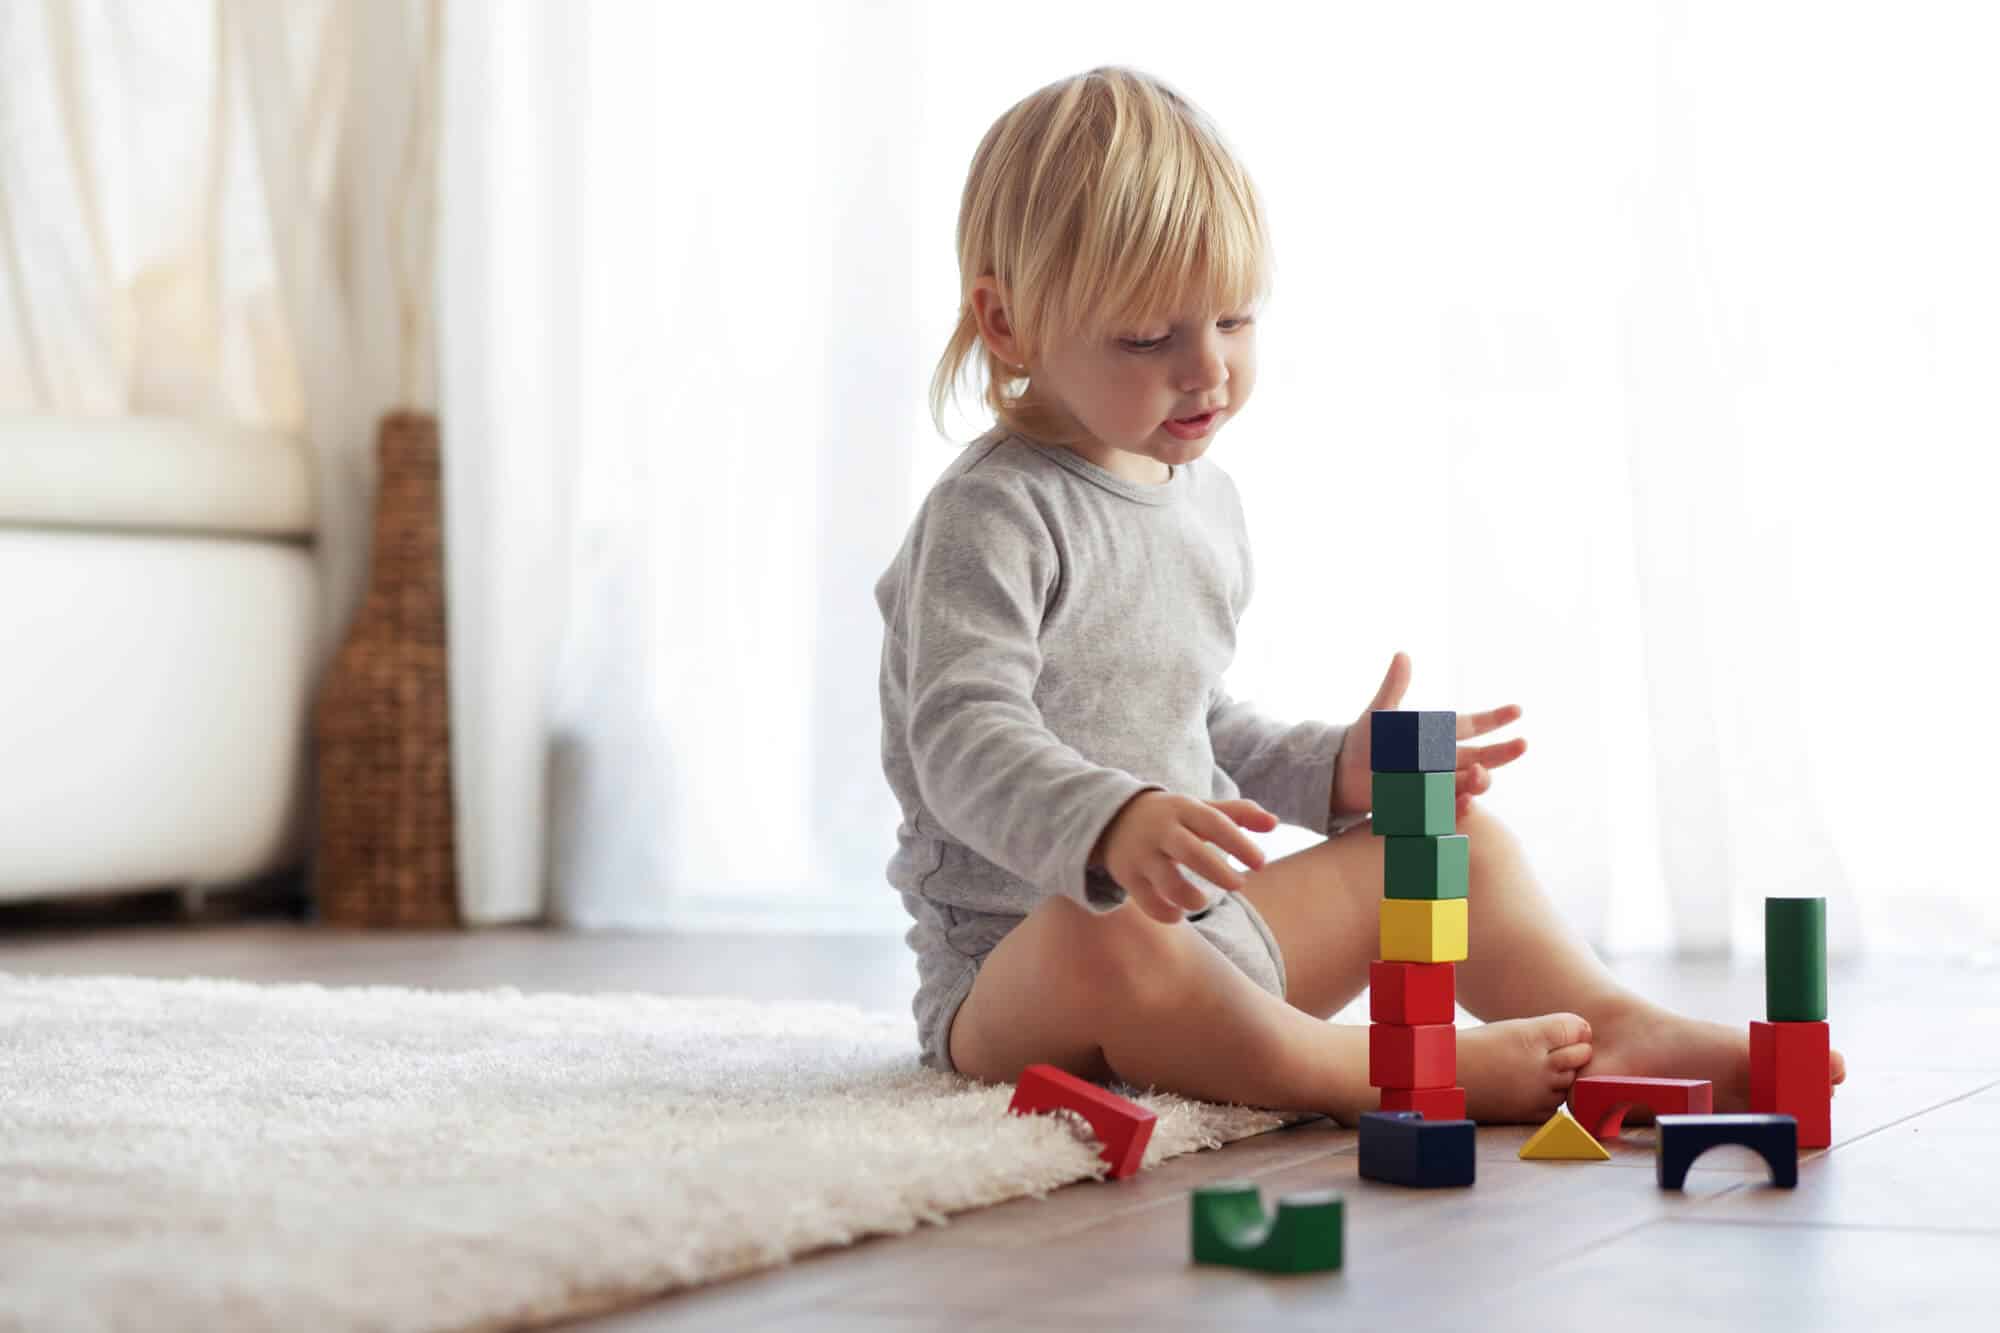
[1007,1064,1158,1179]
[1569,1076,1713,1138]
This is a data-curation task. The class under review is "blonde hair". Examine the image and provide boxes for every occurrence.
[928,66,1275,446]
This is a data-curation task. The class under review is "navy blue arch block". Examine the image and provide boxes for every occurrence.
[1371,711,1458,773]
[1656,1114,1798,1190]
[1357,1110,1476,1188]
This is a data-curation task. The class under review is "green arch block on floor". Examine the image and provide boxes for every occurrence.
[1190,1181,1344,1274]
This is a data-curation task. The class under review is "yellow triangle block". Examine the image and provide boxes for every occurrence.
[1518,1107,1611,1161]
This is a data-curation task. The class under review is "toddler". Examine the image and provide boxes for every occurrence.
[874,66,1844,1122]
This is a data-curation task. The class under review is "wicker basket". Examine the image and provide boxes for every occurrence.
[310,410,460,927]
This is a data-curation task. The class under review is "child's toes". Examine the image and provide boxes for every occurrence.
[1548,1041,1593,1074]
[1528,1012,1592,1054]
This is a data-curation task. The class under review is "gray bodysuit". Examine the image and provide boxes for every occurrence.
[874,426,1362,1072]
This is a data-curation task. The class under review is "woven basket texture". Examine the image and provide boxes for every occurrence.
[311,410,460,928]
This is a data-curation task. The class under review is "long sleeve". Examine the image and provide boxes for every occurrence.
[895,473,1155,911]
[1207,686,1362,836]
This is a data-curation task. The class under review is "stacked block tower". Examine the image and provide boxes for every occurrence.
[1753,896,1832,1148]
[1368,710,1467,1121]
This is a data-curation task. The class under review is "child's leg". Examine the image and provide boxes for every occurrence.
[1235,810,1589,1121]
[1239,804,1846,1113]
[946,894,1380,1118]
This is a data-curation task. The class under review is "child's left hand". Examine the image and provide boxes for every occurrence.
[1332,652,1527,819]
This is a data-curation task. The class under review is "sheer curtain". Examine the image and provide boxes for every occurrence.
[442,1,1997,958]
[1,0,440,700]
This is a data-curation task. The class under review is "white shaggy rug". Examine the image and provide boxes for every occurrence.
[0,970,1295,1332]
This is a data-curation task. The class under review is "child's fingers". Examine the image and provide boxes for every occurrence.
[1151,855,1212,914]
[1132,886,1186,925]
[1209,798,1279,836]
[1170,830,1248,894]
[1456,703,1523,739]
[1191,805,1268,872]
[1456,763,1491,797]
[1458,737,1527,772]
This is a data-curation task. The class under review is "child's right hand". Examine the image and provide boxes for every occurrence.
[1091,792,1280,924]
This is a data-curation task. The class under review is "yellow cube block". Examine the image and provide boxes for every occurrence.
[1380,898,1468,963]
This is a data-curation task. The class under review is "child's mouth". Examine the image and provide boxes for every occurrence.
[1164,411,1217,440]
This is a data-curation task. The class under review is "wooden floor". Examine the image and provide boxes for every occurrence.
[4,898,1997,1332]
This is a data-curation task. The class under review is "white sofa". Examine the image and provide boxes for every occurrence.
[0,414,318,905]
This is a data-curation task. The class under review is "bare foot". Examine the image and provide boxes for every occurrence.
[1456,1013,1594,1123]
[1581,997,1849,1113]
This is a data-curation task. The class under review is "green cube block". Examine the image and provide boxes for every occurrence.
[1372,771,1455,837]
[1766,896,1827,1022]
[1190,1181,1343,1274]
[1385,834,1469,900]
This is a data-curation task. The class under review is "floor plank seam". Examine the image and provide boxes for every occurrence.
[1813,1075,2000,1156]
[1658,1217,2000,1237]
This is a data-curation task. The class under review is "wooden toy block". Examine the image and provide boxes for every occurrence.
[1384,834,1470,900]
[1357,1110,1477,1188]
[1372,772,1456,836]
[1190,1180,1344,1273]
[1518,1106,1610,1161]
[1568,1076,1714,1138]
[1368,960,1457,1025]
[1765,896,1827,1022]
[1368,1022,1456,1089]
[1379,1086,1467,1121]
[1750,1020,1832,1148]
[1379,897,1468,964]
[1007,1064,1157,1179]
[1370,709,1457,773]
[1656,1114,1798,1190]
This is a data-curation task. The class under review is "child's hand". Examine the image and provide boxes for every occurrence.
[1092,792,1280,924]
[1333,652,1528,819]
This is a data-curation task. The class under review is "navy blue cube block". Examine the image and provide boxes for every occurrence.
[1371,711,1458,774]
[1357,1110,1476,1188]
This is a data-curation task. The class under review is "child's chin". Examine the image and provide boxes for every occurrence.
[1160,435,1215,463]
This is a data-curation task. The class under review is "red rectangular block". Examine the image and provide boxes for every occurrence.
[1007,1064,1157,1179]
[1379,1086,1468,1121]
[1369,1023,1456,1090]
[1750,1020,1831,1149]
[1568,1075,1713,1138]
[1369,961,1457,1025]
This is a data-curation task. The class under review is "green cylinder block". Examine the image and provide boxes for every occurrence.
[1384,834,1470,900]
[1190,1181,1344,1274]
[1372,771,1456,837]
[1765,896,1827,1022]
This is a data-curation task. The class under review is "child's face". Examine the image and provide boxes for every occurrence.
[973,278,1257,481]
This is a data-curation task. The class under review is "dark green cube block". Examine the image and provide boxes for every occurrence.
[1766,897,1827,1022]
[1372,771,1455,836]
[1385,834,1469,900]
[1190,1180,1343,1274]
[1371,710,1458,773]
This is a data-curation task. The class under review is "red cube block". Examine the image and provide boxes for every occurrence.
[1369,961,1457,1025]
[1379,1086,1468,1121]
[1369,1023,1456,1090]
[1750,1020,1831,1149]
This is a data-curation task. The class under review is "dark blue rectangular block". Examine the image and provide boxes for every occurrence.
[1357,1110,1476,1188]
[1371,711,1457,773]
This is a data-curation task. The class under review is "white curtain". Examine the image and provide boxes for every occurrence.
[0,0,441,683]
[442,0,1997,959]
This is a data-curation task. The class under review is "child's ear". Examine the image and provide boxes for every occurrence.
[970,277,1023,365]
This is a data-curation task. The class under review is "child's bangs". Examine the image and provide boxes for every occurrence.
[1064,166,1269,339]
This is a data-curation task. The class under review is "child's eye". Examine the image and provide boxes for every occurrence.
[1119,316,1254,354]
